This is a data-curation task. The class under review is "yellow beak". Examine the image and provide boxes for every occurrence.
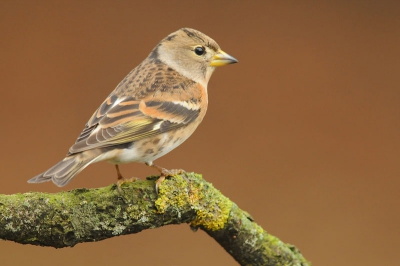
[210,50,238,67]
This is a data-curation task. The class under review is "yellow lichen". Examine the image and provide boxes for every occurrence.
[155,173,232,231]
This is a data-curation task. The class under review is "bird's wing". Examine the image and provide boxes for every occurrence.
[68,85,204,155]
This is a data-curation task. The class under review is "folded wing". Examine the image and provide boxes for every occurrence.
[68,92,202,155]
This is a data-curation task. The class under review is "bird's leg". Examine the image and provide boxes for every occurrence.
[116,164,124,180]
[115,164,138,192]
[146,162,186,194]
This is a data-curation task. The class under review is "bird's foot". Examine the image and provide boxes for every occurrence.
[155,176,165,195]
[146,163,186,194]
[116,177,140,194]
[160,168,186,176]
[115,164,141,193]
[155,169,186,194]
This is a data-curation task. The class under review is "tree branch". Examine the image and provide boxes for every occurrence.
[0,173,309,266]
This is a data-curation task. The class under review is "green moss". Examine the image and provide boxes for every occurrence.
[0,173,310,264]
[155,173,232,231]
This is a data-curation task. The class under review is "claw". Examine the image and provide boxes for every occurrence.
[146,163,185,194]
[155,176,165,194]
[116,177,139,194]
[160,168,186,176]
[114,165,140,194]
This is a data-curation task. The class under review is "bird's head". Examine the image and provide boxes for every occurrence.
[150,28,238,87]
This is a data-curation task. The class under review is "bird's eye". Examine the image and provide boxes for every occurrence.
[194,46,206,56]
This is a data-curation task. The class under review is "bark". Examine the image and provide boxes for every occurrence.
[0,173,309,266]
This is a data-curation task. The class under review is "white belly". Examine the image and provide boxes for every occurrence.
[94,129,192,165]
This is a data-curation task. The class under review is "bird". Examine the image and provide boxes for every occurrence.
[28,28,238,189]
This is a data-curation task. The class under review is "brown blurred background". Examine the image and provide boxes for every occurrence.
[1,1,399,265]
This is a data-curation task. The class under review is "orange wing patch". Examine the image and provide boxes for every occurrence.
[139,100,201,124]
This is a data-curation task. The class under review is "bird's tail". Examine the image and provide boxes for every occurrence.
[28,151,101,187]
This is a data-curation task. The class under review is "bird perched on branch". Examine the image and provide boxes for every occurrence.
[28,28,238,189]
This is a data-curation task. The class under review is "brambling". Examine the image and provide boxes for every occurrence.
[28,28,238,188]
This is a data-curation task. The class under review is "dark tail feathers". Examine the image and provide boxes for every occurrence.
[28,154,98,187]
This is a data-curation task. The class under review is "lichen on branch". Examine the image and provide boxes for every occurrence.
[0,173,309,266]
